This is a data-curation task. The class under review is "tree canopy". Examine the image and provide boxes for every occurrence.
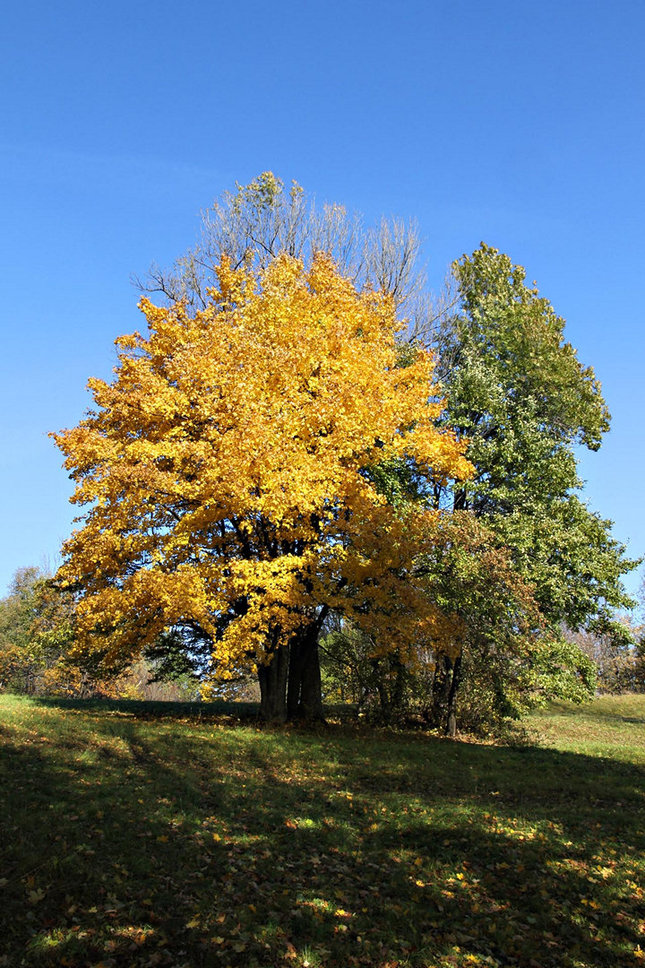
[54,253,469,720]
[415,244,638,730]
[43,178,640,732]
[137,171,427,322]
[0,567,76,695]
[436,245,636,626]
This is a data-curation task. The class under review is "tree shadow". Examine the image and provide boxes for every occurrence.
[33,694,261,721]
[1,699,643,967]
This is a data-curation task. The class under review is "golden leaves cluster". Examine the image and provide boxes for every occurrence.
[54,254,470,675]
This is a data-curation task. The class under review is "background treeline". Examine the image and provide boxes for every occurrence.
[2,174,642,735]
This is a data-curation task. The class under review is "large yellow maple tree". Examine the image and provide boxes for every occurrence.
[54,253,470,719]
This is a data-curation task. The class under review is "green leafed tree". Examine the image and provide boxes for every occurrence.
[0,567,76,694]
[424,244,638,731]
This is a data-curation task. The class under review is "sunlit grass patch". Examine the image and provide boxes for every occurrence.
[528,693,645,763]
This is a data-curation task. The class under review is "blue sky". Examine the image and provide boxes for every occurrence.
[1,0,644,602]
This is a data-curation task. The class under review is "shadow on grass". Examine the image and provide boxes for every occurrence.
[32,694,262,721]
[32,695,359,725]
[1,697,643,967]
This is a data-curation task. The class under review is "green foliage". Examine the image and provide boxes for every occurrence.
[527,636,598,705]
[437,636,597,736]
[143,628,210,684]
[418,245,638,732]
[0,567,41,650]
[437,245,637,617]
[447,244,609,453]
[320,621,431,723]
[496,495,637,633]
[0,567,203,701]
[0,567,74,694]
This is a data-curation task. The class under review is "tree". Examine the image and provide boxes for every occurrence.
[420,513,542,734]
[424,245,637,731]
[54,253,469,721]
[566,620,639,694]
[319,513,596,734]
[0,567,76,694]
[0,567,45,693]
[136,171,428,323]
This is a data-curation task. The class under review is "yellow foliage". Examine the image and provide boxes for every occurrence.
[53,254,470,681]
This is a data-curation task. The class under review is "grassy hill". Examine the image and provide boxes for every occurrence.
[1,694,643,967]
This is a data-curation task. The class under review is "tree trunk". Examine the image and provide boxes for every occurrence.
[257,645,289,722]
[287,624,324,722]
[375,659,391,723]
[375,657,406,724]
[391,659,406,716]
[428,655,452,727]
[446,653,463,738]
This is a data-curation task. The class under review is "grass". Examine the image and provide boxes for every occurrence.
[528,695,645,763]
[0,694,643,967]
